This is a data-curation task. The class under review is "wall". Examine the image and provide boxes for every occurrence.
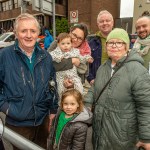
[68,0,120,33]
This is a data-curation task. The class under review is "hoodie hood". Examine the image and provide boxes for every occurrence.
[112,49,144,67]
[71,107,93,125]
[123,49,144,65]
[45,30,51,37]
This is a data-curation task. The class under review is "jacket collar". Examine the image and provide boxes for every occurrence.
[14,39,47,57]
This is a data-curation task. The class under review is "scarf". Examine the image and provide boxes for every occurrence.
[133,35,150,56]
[78,40,91,56]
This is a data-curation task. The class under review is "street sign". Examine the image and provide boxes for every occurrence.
[32,0,53,15]
[70,10,78,23]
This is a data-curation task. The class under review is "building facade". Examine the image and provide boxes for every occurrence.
[68,0,120,34]
[0,0,67,33]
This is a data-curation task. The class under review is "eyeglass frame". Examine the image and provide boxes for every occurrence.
[106,41,126,48]
[70,32,84,43]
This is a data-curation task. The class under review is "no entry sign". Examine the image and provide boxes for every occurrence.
[70,10,78,23]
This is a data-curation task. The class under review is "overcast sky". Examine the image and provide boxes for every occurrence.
[120,0,134,18]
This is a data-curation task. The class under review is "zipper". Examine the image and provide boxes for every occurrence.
[57,113,79,149]
[21,67,26,85]
[32,54,46,126]
[40,66,44,84]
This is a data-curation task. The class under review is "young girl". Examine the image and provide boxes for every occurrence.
[47,89,92,150]
[50,33,92,98]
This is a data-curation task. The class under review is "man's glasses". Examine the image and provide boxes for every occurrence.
[106,42,126,48]
[71,32,84,43]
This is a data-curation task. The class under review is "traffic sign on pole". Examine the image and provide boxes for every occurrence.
[70,10,78,23]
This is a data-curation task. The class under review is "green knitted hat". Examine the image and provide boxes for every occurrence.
[106,28,130,44]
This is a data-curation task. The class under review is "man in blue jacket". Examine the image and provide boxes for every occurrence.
[0,13,58,149]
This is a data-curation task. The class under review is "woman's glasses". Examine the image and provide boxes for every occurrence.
[71,32,84,43]
[106,42,126,48]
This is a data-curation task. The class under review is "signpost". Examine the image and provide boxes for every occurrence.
[70,10,78,23]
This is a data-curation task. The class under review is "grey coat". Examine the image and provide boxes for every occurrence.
[84,49,150,150]
[48,107,93,150]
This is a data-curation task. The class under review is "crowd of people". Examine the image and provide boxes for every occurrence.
[0,9,150,150]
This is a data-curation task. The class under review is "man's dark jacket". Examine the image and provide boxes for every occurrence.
[0,42,58,126]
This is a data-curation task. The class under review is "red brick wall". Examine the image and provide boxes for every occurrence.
[68,0,120,33]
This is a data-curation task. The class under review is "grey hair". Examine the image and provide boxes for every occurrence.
[14,13,40,34]
[97,10,113,23]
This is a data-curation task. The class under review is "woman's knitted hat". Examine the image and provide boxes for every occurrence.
[106,28,130,44]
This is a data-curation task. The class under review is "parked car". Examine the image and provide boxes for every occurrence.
[130,33,138,43]
[0,32,15,49]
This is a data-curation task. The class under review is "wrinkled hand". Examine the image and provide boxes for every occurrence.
[136,141,150,150]
[72,58,80,67]
[63,78,74,89]
[48,114,55,132]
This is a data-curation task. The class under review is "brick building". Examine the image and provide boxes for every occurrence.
[0,0,67,33]
[68,0,120,33]
[0,0,121,34]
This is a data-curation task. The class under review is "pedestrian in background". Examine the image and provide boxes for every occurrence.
[44,29,54,50]
[87,10,114,85]
[0,13,58,149]
[133,16,150,70]
[47,89,92,150]
[84,28,150,150]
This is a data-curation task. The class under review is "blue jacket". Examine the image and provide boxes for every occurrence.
[44,30,54,50]
[87,36,102,83]
[0,41,58,126]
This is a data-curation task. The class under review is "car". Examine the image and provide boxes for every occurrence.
[0,32,15,49]
[130,33,138,43]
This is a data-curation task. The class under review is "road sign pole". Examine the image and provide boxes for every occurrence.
[52,0,56,39]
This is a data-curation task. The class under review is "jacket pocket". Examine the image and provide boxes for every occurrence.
[120,118,129,141]
[7,96,27,121]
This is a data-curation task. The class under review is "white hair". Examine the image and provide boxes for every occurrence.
[97,10,114,23]
[14,13,40,34]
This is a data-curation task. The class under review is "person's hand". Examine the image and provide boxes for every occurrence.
[63,78,74,89]
[48,114,55,132]
[90,79,94,85]
[136,141,150,150]
[72,58,80,67]
[88,58,94,63]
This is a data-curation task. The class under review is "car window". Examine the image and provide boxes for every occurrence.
[0,33,9,41]
[5,34,15,42]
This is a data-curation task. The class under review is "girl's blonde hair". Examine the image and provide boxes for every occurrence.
[60,89,84,113]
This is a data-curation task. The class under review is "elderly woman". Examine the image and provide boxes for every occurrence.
[84,28,150,150]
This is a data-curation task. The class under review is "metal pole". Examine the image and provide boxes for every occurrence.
[21,0,27,14]
[52,0,56,39]
[0,120,45,150]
